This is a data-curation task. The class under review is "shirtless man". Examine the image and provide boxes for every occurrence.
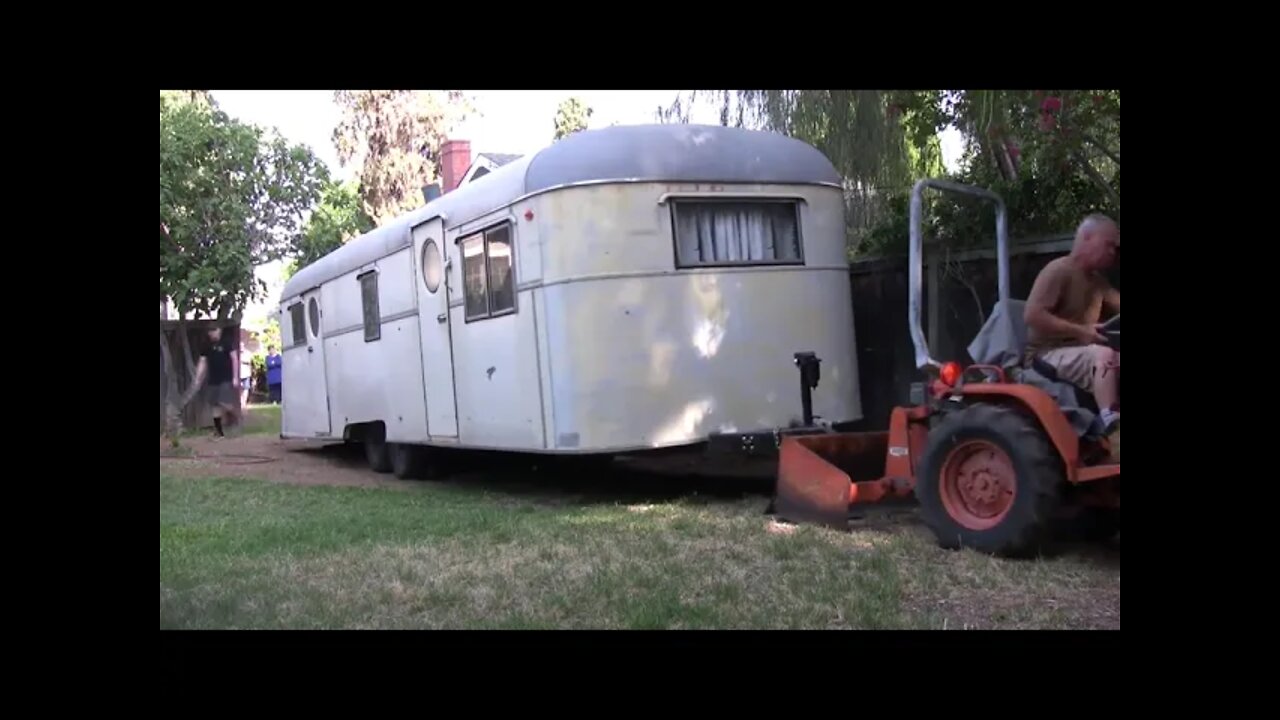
[1023,213,1121,431]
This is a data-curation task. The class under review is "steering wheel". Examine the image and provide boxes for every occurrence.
[1099,314,1119,352]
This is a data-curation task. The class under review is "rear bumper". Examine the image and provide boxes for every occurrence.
[706,425,841,459]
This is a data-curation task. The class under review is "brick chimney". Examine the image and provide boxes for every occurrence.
[440,139,471,193]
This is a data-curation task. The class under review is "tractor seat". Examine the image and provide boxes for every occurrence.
[993,299,1100,414]
[1027,356,1100,416]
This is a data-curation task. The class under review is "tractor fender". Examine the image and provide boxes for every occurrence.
[953,383,1080,481]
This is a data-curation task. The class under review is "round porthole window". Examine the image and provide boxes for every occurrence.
[308,297,320,336]
[423,240,442,293]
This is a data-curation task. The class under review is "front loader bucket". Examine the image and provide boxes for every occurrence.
[773,432,890,530]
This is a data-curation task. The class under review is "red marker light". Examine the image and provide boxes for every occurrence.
[940,362,961,386]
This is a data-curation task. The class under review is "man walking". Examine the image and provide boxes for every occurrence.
[189,326,241,437]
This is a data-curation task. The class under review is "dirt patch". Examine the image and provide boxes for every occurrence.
[160,434,420,490]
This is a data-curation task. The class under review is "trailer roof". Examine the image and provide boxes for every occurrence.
[281,124,841,302]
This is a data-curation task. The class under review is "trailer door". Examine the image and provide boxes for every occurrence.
[283,287,332,437]
[413,218,459,438]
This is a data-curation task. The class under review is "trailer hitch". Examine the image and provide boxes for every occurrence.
[794,351,822,427]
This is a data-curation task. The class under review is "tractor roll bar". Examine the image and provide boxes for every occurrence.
[908,178,1009,370]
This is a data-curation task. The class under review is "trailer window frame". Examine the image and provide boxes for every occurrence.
[288,302,306,348]
[459,220,518,323]
[358,269,381,342]
[668,197,806,269]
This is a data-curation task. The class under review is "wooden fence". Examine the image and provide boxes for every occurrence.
[846,235,1121,430]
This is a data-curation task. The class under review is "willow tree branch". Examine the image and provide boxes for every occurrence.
[1081,132,1120,165]
[1076,152,1122,210]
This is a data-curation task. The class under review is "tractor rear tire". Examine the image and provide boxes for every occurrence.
[916,403,1064,558]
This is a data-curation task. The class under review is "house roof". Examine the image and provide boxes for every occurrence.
[460,151,524,186]
[282,124,840,302]
[478,152,521,167]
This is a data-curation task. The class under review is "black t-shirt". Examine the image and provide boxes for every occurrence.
[202,339,234,384]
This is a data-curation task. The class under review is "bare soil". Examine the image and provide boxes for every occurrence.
[161,433,422,490]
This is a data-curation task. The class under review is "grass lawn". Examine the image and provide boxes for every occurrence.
[159,469,1120,629]
[239,403,281,435]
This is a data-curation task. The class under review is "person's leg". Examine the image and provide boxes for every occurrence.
[1089,345,1119,419]
[213,381,239,430]
[269,384,281,404]
[1039,345,1119,429]
[221,383,241,432]
[204,384,226,437]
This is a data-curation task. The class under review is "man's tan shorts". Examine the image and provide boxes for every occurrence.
[1037,345,1117,392]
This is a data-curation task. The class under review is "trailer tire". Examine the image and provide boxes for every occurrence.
[364,425,392,474]
[390,443,432,480]
[916,403,1063,558]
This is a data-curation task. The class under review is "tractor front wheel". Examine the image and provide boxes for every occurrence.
[916,403,1064,558]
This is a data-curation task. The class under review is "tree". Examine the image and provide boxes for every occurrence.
[658,89,1120,256]
[160,92,328,320]
[873,90,1120,256]
[332,90,472,226]
[658,90,920,188]
[293,179,375,267]
[553,97,593,140]
[159,91,327,438]
[657,90,938,257]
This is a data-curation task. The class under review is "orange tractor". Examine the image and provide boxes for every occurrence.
[772,179,1119,557]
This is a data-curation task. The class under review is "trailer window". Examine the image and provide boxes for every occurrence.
[671,200,802,267]
[487,226,515,315]
[289,303,306,347]
[462,235,489,319]
[461,222,516,322]
[359,271,380,342]
[422,240,442,294]
[308,297,321,337]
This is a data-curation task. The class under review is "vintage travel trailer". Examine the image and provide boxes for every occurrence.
[278,123,863,475]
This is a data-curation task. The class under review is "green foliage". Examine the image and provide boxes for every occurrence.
[258,318,282,354]
[553,97,593,140]
[660,89,1120,258]
[244,318,281,389]
[661,90,913,189]
[294,179,375,266]
[160,92,328,318]
[333,90,472,226]
[861,90,1120,257]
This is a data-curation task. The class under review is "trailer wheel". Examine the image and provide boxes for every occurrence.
[364,425,392,473]
[390,443,432,480]
[916,403,1064,558]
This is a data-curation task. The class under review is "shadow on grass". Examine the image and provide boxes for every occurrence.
[294,442,773,504]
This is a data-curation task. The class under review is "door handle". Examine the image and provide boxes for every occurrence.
[308,346,314,353]
[437,313,447,324]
